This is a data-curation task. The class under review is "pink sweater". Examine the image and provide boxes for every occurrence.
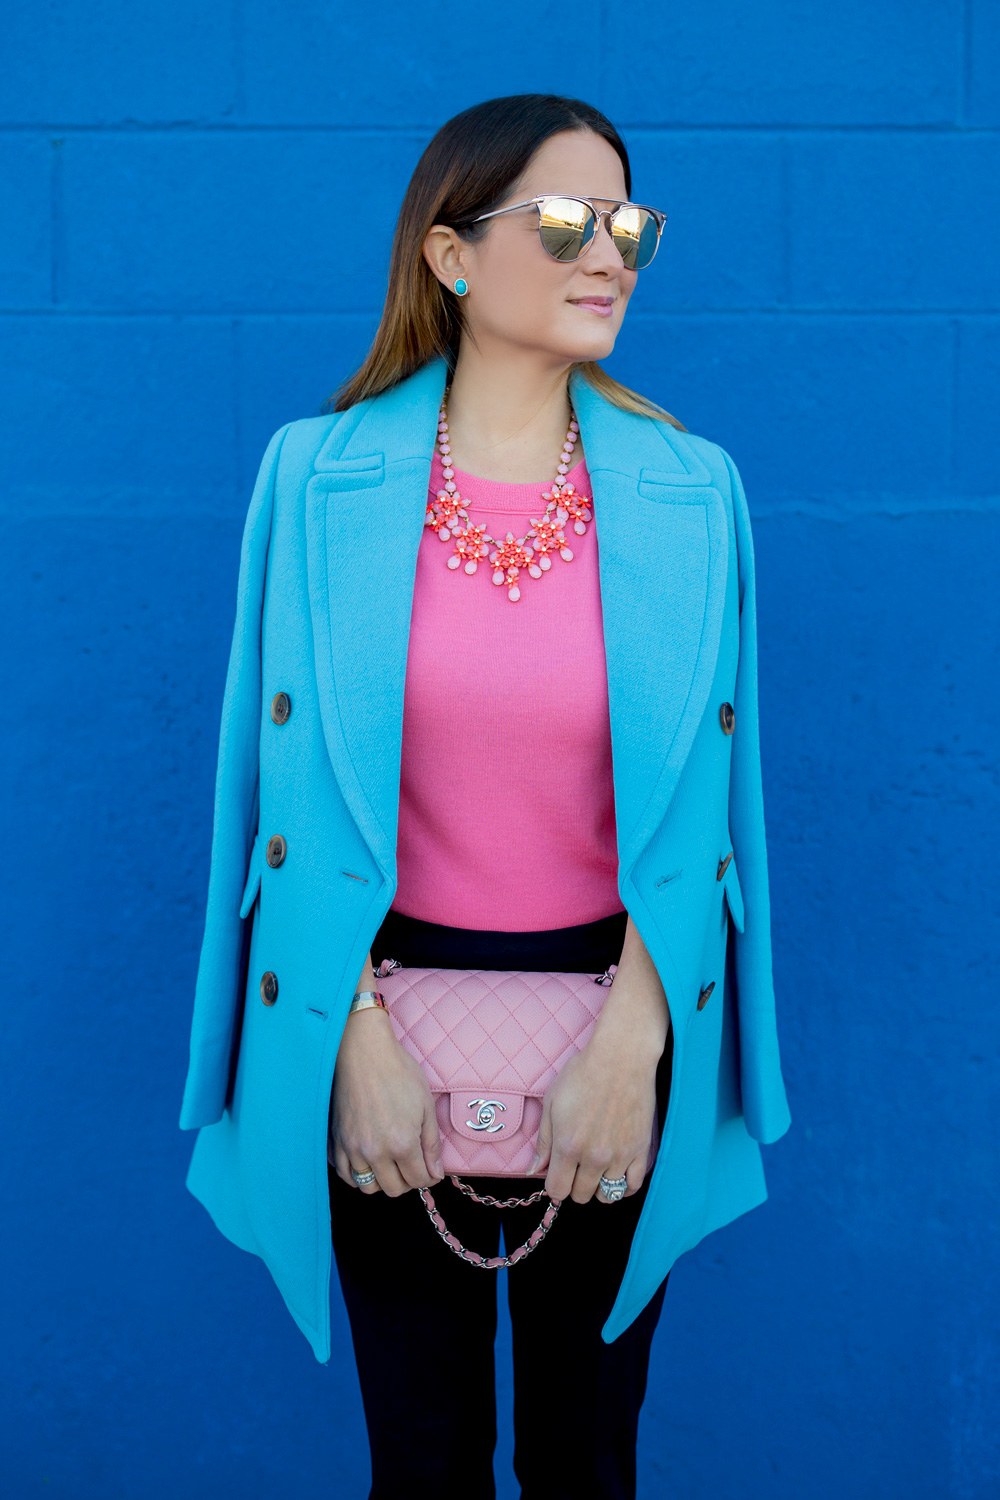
[391,448,625,932]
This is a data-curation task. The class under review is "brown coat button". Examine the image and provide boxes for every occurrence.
[270,692,291,725]
[717,851,733,880]
[720,702,735,734]
[260,971,279,1006]
[266,834,287,868]
[697,981,716,1011]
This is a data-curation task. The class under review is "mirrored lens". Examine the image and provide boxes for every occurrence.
[537,197,595,261]
[610,207,661,270]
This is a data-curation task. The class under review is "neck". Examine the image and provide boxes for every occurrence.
[444,342,577,483]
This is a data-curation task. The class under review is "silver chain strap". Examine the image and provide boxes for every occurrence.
[418,1176,561,1270]
[449,1178,550,1209]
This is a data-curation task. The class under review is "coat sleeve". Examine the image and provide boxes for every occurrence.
[720,447,792,1145]
[179,422,292,1131]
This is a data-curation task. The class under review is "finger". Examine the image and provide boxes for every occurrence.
[599,1164,629,1200]
[397,1143,438,1191]
[529,1101,553,1178]
[332,1141,354,1184]
[544,1141,580,1204]
[571,1159,608,1205]
[420,1106,445,1182]
[347,1153,382,1195]
[374,1157,412,1198]
[623,1154,646,1199]
[595,1161,634,1204]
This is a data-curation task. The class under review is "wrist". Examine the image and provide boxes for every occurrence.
[349,989,388,1013]
[591,983,670,1064]
[347,991,393,1028]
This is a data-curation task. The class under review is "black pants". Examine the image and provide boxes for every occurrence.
[329,908,672,1500]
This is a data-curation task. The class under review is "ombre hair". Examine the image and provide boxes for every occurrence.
[327,93,685,430]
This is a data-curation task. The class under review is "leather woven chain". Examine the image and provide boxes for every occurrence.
[417,1177,561,1270]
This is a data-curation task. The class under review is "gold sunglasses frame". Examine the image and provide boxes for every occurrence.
[472,194,667,269]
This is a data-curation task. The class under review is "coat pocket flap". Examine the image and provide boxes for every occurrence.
[722,855,746,934]
[307,454,385,492]
[239,834,262,919]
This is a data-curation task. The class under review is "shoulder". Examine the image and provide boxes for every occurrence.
[269,412,343,482]
[646,417,755,581]
[241,414,344,534]
[653,418,743,500]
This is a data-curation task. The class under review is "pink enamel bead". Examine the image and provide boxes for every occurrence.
[428,400,587,599]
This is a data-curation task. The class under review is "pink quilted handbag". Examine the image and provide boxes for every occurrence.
[372,958,661,1270]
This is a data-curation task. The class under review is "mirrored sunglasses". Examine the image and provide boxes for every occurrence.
[473,194,667,271]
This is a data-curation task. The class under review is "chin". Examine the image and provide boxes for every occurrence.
[551,318,620,365]
[562,335,618,364]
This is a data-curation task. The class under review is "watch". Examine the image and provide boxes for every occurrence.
[348,990,388,1015]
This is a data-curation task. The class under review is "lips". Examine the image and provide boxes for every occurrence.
[568,297,615,318]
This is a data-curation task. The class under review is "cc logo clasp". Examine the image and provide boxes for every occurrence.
[466,1099,506,1133]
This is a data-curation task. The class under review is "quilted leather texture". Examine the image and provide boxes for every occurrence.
[380,965,660,1177]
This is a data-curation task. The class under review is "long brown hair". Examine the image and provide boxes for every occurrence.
[326,94,686,430]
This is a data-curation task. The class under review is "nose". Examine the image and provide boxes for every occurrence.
[586,211,626,271]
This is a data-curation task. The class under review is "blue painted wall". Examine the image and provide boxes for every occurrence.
[3,4,998,1496]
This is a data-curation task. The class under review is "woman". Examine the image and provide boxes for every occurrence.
[180,94,792,1499]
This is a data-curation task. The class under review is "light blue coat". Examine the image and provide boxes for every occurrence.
[180,356,792,1363]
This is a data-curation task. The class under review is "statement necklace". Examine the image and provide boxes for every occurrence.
[425,399,592,603]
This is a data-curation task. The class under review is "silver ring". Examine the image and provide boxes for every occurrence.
[598,1174,628,1203]
[351,1167,377,1188]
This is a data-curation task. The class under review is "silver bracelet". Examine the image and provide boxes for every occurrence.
[348,990,388,1015]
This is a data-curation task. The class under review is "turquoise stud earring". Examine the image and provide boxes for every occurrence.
[453,277,468,297]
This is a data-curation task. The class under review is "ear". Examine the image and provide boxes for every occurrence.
[423,224,469,291]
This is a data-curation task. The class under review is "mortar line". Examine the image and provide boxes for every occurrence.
[1,121,997,136]
[230,0,246,121]
[779,133,792,308]
[947,316,959,490]
[48,135,64,305]
[2,307,995,321]
[960,0,972,127]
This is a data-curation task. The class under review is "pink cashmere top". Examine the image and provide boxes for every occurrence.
[390,448,626,932]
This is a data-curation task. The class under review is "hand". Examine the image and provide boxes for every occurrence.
[329,1005,444,1198]
[528,1028,659,1204]
[528,916,670,1205]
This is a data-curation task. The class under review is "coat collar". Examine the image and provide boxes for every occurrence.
[305,357,729,890]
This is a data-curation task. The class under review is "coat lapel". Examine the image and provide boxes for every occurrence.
[305,358,448,876]
[305,357,729,888]
[568,369,730,875]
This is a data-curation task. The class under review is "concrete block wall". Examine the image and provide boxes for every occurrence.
[3,4,997,1496]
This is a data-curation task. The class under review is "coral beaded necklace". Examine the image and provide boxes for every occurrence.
[425,396,593,603]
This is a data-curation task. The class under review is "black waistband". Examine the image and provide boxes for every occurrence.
[370,905,629,974]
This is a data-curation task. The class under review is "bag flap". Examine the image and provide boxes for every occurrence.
[448,1091,525,1141]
